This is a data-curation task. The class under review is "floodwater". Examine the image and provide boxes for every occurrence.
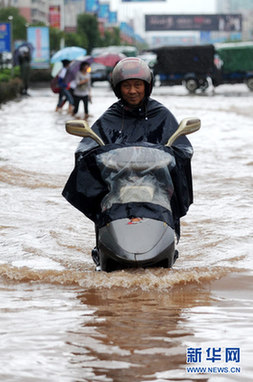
[0,82,252,382]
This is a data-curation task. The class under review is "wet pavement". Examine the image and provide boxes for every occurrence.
[0,82,252,381]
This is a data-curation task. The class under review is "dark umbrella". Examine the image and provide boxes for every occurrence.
[64,56,94,83]
[13,42,34,66]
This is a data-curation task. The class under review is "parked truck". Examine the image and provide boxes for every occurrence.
[151,42,253,93]
[152,44,215,92]
[214,42,253,91]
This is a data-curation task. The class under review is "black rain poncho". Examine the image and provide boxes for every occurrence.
[62,98,194,239]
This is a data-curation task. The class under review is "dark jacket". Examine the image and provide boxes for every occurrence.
[76,98,191,153]
[63,97,194,239]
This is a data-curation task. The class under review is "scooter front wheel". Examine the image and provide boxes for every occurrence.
[100,253,123,272]
[155,249,179,268]
[94,247,123,272]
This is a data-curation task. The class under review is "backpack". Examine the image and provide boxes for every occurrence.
[50,75,60,94]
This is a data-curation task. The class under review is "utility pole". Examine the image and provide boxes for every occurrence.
[60,0,65,49]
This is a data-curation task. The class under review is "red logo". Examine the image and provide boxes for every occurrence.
[127,217,143,225]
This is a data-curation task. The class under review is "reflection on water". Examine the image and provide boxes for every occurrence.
[0,85,253,381]
[0,281,214,381]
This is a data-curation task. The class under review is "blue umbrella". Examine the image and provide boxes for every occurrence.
[50,46,87,63]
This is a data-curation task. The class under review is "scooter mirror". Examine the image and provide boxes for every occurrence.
[65,120,105,146]
[166,118,201,146]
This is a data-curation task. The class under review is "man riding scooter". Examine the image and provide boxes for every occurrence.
[63,58,197,270]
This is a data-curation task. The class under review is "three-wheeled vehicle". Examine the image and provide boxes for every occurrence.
[151,44,215,93]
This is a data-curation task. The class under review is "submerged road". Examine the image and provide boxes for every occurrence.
[0,82,252,381]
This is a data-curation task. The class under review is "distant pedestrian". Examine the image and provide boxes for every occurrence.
[55,59,74,114]
[72,61,92,120]
[57,78,76,110]
[18,46,31,95]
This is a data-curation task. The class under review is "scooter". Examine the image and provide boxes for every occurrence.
[64,118,200,272]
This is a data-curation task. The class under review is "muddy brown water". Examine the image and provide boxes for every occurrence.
[0,84,252,381]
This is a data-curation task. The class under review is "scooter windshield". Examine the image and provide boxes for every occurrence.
[96,146,175,212]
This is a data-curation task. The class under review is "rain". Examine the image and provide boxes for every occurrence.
[0,79,252,380]
[1,0,253,379]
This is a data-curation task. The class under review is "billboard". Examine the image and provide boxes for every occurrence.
[0,23,11,52]
[120,22,135,38]
[27,27,50,69]
[150,35,197,48]
[145,14,242,32]
[49,6,61,29]
[98,3,110,21]
[85,0,99,13]
[108,11,117,25]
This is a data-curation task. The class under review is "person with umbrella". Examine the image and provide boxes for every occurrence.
[72,61,92,120]
[17,46,31,95]
[55,59,75,113]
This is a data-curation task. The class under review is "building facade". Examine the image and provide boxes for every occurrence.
[2,0,49,25]
[0,0,85,31]
[216,0,253,40]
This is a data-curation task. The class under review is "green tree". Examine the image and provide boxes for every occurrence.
[49,27,64,52]
[77,14,100,53]
[100,27,121,47]
[109,27,121,46]
[0,7,27,41]
[64,32,87,49]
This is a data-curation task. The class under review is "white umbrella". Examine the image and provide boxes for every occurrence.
[51,62,62,77]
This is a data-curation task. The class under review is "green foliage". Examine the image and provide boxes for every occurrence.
[0,72,10,82]
[0,67,20,82]
[0,65,50,84]
[100,28,121,47]
[50,27,64,52]
[30,21,45,27]
[77,14,100,53]
[64,32,87,49]
[110,28,121,46]
[0,7,27,41]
